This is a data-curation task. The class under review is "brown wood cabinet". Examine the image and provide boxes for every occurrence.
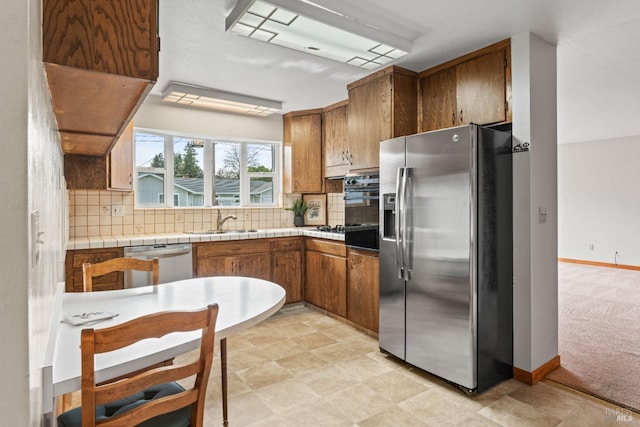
[304,239,347,317]
[271,238,303,304]
[283,110,323,193]
[347,66,417,170]
[194,240,271,280]
[65,247,124,292]
[347,249,379,332]
[43,0,159,156]
[323,100,350,178]
[65,121,134,190]
[419,39,511,132]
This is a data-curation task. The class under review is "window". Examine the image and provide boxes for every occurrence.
[134,130,280,208]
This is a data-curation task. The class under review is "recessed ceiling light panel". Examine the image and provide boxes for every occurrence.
[161,82,282,117]
[226,0,410,70]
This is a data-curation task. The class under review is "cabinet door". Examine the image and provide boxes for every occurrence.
[196,256,228,278]
[456,50,507,125]
[420,67,457,132]
[272,251,302,303]
[324,103,350,178]
[284,113,323,193]
[348,251,380,332]
[348,75,391,170]
[305,251,324,308]
[108,120,134,190]
[237,253,271,280]
[324,254,347,318]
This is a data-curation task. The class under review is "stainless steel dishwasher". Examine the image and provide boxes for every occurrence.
[123,243,193,287]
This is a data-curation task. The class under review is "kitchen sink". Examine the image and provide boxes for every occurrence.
[186,229,259,235]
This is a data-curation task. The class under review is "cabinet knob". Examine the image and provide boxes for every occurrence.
[459,109,464,123]
[128,174,133,185]
[452,112,455,126]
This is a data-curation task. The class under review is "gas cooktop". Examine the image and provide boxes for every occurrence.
[316,225,345,234]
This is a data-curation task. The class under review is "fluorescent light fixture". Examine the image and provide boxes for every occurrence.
[226,0,411,70]
[161,82,282,117]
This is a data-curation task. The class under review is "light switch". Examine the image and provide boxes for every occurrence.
[538,207,547,224]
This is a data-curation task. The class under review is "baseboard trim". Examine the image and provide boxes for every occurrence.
[513,355,561,385]
[558,258,640,271]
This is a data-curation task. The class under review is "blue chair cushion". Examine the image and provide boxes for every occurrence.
[57,382,191,427]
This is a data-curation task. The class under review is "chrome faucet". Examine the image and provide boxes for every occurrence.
[216,210,237,230]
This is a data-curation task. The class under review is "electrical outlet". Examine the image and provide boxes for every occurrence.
[112,205,124,217]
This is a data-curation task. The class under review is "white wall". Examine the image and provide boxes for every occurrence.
[511,33,558,372]
[0,0,30,422]
[1,0,66,424]
[134,95,283,141]
[558,135,640,265]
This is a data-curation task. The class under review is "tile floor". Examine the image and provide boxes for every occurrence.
[179,304,639,427]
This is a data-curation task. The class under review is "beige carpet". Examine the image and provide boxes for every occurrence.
[547,262,640,412]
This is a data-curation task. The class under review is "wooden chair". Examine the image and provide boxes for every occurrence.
[83,257,159,292]
[57,304,219,427]
[56,257,164,417]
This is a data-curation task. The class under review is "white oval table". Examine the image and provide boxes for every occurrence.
[44,276,286,425]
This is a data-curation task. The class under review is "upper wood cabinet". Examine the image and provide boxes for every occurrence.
[323,100,350,178]
[283,109,323,193]
[65,121,134,190]
[347,66,417,171]
[419,39,511,132]
[43,0,159,156]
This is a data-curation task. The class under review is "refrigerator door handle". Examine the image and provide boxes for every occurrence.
[395,167,404,279]
[404,168,413,280]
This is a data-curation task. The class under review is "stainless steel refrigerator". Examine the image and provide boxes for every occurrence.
[379,124,512,393]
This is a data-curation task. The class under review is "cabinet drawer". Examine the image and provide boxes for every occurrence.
[271,237,302,252]
[71,271,121,292]
[71,249,123,268]
[195,240,271,257]
[305,239,346,257]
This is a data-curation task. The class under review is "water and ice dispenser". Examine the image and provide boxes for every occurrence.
[382,193,396,240]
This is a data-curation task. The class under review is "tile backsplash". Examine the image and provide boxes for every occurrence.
[68,190,345,238]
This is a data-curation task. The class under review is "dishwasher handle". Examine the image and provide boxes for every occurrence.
[125,244,192,258]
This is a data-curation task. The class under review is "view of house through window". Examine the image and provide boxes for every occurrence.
[134,130,279,207]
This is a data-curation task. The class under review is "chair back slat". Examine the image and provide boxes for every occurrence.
[82,257,159,292]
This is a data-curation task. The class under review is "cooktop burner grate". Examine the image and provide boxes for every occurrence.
[316,225,345,234]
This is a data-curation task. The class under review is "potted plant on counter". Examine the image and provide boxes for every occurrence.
[285,199,308,227]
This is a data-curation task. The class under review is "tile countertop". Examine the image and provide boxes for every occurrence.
[67,227,345,250]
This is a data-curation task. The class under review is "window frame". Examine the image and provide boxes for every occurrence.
[134,128,281,208]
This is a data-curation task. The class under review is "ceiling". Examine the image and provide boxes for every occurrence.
[154,0,640,144]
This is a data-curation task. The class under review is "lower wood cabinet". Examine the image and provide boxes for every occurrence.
[271,237,303,304]
[305,239,347,317]
[194,240,271,280]
[347,248,379,332]
[65,247,124,292]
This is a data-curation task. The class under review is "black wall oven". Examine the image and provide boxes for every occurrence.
[344,169,379,251]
